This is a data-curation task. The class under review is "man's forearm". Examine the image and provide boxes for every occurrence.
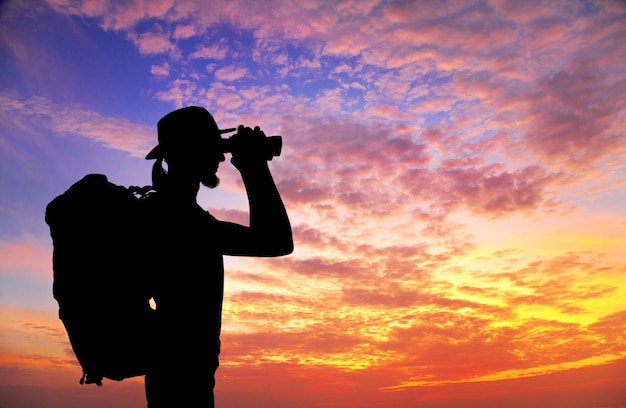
[239,162,293,255]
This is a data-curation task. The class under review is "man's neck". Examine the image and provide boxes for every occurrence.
[162,174,201,207]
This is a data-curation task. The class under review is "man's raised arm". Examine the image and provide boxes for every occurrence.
[219,125,293,257]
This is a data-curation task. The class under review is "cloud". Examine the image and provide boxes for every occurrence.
[173,23,196,40]
[189,43,229,60]
[150,61,170,78]
[432,164,561,216]
[214,213,625,380]
[214,66,249,82]
[587,310,626,353]
[522,57,626,169]
[121,0,621,227]
[125,4,623,226]
[127,29,176,56]
[212,356,626,408]
[0,93,154,157]
[45,0,175,31]
[18,1,626,399]
[0,240,51,279]
[0,306,70,357]
[154,79,199,109]
[219,252,625,382]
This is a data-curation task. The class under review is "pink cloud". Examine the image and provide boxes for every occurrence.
[158,80,578,225]
[0,240,51,279]
[76,0,110,18]
[55,0,174,31]
[150,61,170,78]
[369,104,415,121]
[172,23,196,39]
[393,163,562,217]
[0,94,154,157]
[214,66,249,82]
[127,30,176,56]
[154,79,198,108]
[276,177,332,205]
[442,9,626,174]
[439,157,485,169]
[291,223,346,251]
[189,43,228,60]
[490,0,586,24]
[522,57,626,169]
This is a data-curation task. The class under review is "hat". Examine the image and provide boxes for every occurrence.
[145,106,236,160]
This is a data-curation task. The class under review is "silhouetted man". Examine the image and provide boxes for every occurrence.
[143,106,293,407]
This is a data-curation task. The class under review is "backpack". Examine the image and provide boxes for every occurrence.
[45,174,157,386]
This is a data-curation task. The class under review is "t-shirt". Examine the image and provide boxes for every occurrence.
[148,195,224,362]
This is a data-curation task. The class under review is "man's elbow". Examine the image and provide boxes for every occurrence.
[280,238,294,255]
[266,235,293,256]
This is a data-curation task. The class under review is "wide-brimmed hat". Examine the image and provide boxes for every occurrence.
[145,106,235,160]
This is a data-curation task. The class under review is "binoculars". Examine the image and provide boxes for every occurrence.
[221,133,283,160]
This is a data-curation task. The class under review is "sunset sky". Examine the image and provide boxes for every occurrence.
[1,0,625,407]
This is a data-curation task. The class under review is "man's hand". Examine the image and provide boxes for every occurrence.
[230,125,268,170]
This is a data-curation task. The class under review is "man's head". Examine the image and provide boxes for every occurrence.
[146,106,235,188]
